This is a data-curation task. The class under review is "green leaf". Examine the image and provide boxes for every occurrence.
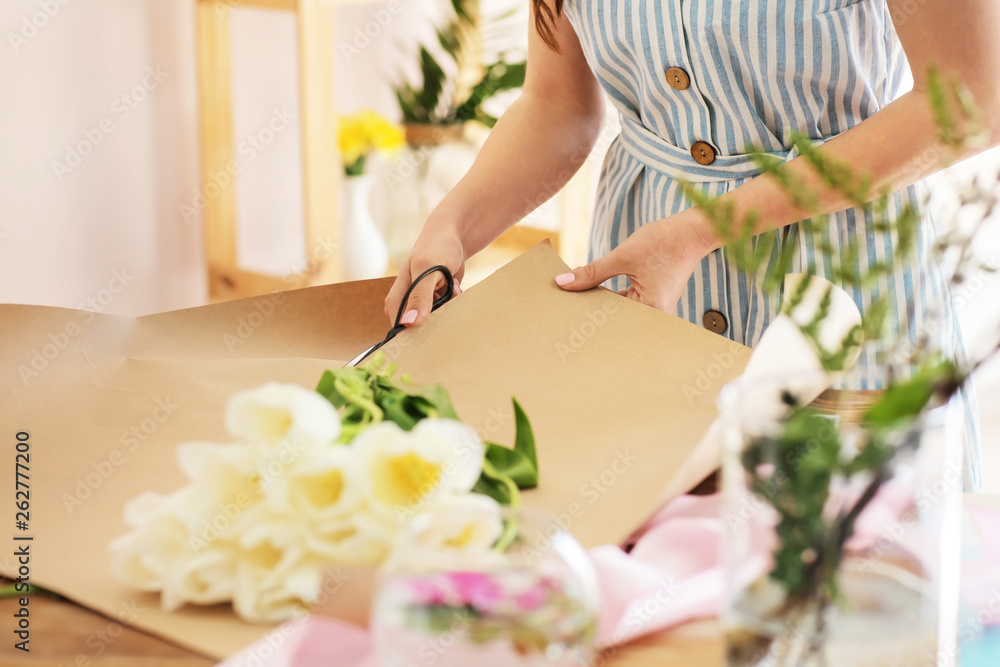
[316,355,460,436]
[416,47,446,121]
[437,24,461,57]
[451,0,473,22]
[395,87,421,124]
[474,458,520,507]
[480,398,538,489]
[472,476,510,506]
[388,381,459,421]
[316,370,341,405]
[454,60,526,126]
[473,111,498,128]
[483,443,536,489]
[863,360,959,427]
[512,397,538,484]
[344,155,366,177]
[379,394,423,431]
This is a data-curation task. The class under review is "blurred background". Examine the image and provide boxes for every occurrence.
[1,0,998,489]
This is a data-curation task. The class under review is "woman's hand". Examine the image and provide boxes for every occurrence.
[384,220,467,327]
[555,211,718,313]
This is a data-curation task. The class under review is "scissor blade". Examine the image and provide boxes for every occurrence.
[345,344,376,368]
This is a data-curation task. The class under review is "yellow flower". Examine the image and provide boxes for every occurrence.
[338,109,403,173]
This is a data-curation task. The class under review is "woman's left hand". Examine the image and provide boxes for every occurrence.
[554,211,717,313]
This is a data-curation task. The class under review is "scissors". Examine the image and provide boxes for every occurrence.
[346,265,456,367]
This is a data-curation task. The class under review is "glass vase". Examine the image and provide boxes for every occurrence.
[719,374,964,667]
[370,507,600,667]
[383,123,478,265]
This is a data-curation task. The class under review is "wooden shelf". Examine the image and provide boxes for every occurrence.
[196,0,595,301]
[196,0,341,302]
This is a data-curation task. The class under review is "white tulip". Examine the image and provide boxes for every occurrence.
[304,512,392,565]
[412,493,505,552]
[235,503,308,552]
[233,540,325,624]
[225,382,341,448]
[160,542,239,612]
[381,494,508,575]
[352,419,485,521]
[262,445,362,523]
[174,442,264,543]
[109,489,198,591]
[111,384,502,625]
[411,419,485,492]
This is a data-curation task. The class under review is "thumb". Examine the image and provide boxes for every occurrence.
[554,253,622,292]
[397,272,440,327]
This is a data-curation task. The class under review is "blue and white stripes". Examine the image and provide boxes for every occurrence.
[562,0,981,490]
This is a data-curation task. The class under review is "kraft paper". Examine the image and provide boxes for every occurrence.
[0,243,749,659]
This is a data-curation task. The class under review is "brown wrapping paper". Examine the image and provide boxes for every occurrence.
[0,243,749,660]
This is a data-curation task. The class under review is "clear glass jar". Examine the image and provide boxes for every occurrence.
[719,373,964,667]
[383,124,479,265]
[370,507,600,667]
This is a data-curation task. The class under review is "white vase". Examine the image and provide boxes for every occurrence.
[341,173,388,281]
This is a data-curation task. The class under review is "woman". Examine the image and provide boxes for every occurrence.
[386,0,999,490]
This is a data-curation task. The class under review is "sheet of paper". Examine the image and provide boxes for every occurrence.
[382,243,752,548]
[0,243,749,660]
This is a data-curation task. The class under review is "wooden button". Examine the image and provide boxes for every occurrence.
[665,67,690,90]
[703,310,728,335]
[691,141,716,166]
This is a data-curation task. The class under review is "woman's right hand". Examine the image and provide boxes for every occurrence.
[384,221,467,328]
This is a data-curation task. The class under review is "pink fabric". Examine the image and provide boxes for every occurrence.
[217,494,1000,667]
[215,615,375,667]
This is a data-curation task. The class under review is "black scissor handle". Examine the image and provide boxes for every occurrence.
[392,265,455,329]
[351,265,455,366]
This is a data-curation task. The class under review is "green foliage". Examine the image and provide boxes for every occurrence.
[344,155,366,177]
[394,0,526,128]
[483,399,538,489]
[725,67,998,661]
[927,65,986,152]
[741,405,898,603]
[862,358,962,429]
[0,584,56,599]
[316,352,539,512]
[316,352,458,442]
[454,60,527,128]
[396,47,449,125]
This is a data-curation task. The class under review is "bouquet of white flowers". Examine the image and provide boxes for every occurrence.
[108,353,538,623]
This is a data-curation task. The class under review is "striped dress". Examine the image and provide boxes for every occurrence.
[561,0,982,489]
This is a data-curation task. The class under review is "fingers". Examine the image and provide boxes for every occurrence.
[397,271,440,327]
[385,266,463,329]
[384,268,412,325]
[553,253,622,292]
[433,279,461,301]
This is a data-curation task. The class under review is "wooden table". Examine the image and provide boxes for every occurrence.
[0,580,722,666]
